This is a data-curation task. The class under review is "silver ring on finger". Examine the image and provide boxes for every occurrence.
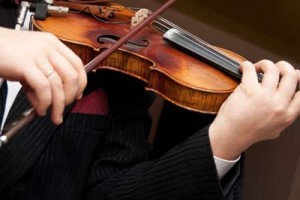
[45,69,55,78]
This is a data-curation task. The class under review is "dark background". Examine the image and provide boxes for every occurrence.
[156,0,300,65]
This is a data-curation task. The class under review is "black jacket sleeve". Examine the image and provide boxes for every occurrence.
[0,1,18,28]
[83,72,242,200]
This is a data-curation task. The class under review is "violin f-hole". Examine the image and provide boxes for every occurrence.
[97,34,149,47]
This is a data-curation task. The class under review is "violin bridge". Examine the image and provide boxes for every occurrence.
[131,9,150,27]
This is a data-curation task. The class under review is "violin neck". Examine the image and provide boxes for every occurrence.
[163,28,243,80]
[144,10,242,80]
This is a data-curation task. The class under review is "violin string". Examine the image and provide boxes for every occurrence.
[130,8,207,46]
[144,9,242,73]
[130,8,208,45]
[154,14,241,66]
[151,11,241,62]
[169,29,242,77]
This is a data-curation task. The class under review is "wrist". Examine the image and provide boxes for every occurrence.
[208,122,251,160]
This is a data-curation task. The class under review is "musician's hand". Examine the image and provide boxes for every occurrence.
[209,60,300,160]
[0,27,87,125]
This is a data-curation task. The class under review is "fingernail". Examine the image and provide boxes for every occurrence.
[77,93,83,100]
[39,110,47,116]
[58,117,63,124]
[55,117,63,125]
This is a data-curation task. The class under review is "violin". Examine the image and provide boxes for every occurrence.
[30,0,247,114]
[0,0,249,147]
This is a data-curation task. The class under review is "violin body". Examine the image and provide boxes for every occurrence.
[32,2,244,114]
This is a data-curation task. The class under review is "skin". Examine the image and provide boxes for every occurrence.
[209,60,300,160]
[0,27,87,125]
